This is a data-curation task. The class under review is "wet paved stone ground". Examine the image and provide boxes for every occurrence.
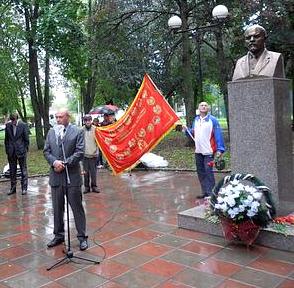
[0,170,293,288]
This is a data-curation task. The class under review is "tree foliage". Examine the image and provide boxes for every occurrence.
[0,0,292,147]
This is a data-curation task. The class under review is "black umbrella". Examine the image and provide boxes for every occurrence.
[89,104,119,115]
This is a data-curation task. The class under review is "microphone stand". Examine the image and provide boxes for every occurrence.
[47,138,99,271]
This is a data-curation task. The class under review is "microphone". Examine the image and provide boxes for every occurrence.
[54,124,65,139]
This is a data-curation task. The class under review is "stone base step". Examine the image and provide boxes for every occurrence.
[178,205,294,252]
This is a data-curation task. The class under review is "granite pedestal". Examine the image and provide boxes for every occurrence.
[228,78,293,213]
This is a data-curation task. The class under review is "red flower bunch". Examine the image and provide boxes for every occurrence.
[273,215,294,225]
[207,161,214,167]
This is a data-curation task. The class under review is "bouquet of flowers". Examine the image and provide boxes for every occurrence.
[210,174,276,245]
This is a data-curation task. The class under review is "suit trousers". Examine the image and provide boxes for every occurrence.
[51,185,86,240]
[83,157,97,189]
[195,153,215,196]
[8,154,28,191]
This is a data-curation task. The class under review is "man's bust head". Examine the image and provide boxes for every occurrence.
[244,25,267,59]
[232,24,285,80]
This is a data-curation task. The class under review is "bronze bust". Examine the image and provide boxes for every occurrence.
[232,25,285,81]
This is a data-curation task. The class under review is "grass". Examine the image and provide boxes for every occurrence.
[0,128,230,176]
[0,136,49,176]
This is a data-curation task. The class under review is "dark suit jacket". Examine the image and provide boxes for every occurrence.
[43,124,84,187]
[232,49,285,81]
[5,121,30,158]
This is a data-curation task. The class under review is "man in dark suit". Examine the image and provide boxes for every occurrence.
[43,109,88,251]
[5,113,30,195]
[232,25,285,80]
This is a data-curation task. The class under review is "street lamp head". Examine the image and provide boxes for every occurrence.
[212,5,229,20]
[168,15,182,29]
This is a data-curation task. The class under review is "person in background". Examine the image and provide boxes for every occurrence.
[43,109,88,251]
[5,112,30,195]
[99,112,116,169]
[49,114,56,128]
[92,118,103,169]
[185,102,225,199]
[92,118,100,127]
[82,115,99,193]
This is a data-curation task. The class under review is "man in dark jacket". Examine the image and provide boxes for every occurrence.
[5,113,30,195]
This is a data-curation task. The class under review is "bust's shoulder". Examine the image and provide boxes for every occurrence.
[238,54,248,60]
[266,50,282,60]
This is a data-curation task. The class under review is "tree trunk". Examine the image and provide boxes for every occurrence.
[82,0,99,114]
[24,4,44,149]
[43,51,50,137]
[214,27,230,135]
[180,1,195,128]
[13,70,27,122]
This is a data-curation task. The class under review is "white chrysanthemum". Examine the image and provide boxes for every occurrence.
[238,205,245,212]
[218,188,227,195]
[219,203,228,212]
[244,185,257,194]
[225,184,233,191]
[251,201,260,209]
[247,209,256,217]
[231,190,240,198]
[230,179,239,186]
[242,197,253,206]
[252,192,262,200]
[217,196,224,203]
[226,196,236,207]
[228,207,239,218]
[236,183,245,191]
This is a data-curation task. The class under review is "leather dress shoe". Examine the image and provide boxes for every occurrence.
[196,194,208,199]
[92,187,100,193]
[22,190,27,195]
[79,239,88,251]
[47,237,64,248]
[84,188,90,194]
[7,189,16,195]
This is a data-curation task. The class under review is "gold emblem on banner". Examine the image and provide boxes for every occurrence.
[105,137,112,145]
[116,153,125,160]
[128,138,137,148]
[152,116,161,125]
[138,128,146,138]
[147,123,154,132]
[110,145,117,153]
[138,139,147,150]
[147,97,155,105]
[153,105,162,114]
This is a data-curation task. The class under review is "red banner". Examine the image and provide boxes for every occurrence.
[95,74,179,174]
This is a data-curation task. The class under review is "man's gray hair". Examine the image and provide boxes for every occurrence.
[245,24,267,38]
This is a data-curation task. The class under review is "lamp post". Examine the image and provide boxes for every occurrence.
[168,4,229,105]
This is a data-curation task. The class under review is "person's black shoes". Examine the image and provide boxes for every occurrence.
[21,190,27,195]
[84,187,90,194]
[84,187,100,193]
[196,194,209,199]
[47,237,64,248]
[92,187,100,193]
[79,239,88,251]
[7,188,16,195]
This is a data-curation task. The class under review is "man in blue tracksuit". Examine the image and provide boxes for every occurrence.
[185,102,225,199]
